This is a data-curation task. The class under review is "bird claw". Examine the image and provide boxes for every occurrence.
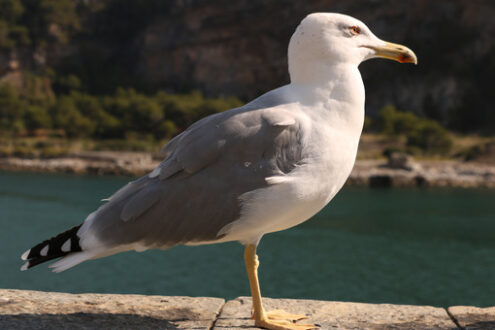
[265,309,308,322]
[255,318,318,330]
[253,310,318,330]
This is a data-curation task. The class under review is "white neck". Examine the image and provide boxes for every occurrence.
[288,61,365,129]
[280,64,365,143]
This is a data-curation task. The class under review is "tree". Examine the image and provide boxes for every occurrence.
[24,104,52,130]
[51,96,95,137]
[0,83,25,130]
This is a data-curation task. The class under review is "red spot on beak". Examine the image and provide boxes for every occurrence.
[399,54,414,64]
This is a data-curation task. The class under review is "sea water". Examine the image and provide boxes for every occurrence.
[1,171,494,307]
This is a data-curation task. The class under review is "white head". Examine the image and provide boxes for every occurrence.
[288,13,417,83]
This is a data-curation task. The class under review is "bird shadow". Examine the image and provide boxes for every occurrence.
[0,312,185,330]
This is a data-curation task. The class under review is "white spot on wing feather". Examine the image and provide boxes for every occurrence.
[21,249,30,260]
[40,245,49,256]
[61,239,71,252]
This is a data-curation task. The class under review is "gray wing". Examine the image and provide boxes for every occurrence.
[82,92,305,250]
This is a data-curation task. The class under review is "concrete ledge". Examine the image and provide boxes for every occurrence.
[1,289,494,329]
[0,289,224,329]
[448,306,495,329]
[215,297,456,329]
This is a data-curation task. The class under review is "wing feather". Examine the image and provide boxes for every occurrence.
[79,90,308,251]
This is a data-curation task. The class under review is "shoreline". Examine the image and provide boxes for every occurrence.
[349,159,495,188]
[1,151,495,188]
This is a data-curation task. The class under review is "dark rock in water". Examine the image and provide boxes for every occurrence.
[414,175,428,187]
[369,175,393,188]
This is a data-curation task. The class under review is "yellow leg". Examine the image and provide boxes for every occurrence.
[244,244,318,330]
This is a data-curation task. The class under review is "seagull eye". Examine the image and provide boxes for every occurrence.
[349,26,361,35]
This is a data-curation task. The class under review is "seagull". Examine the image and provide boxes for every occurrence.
[20,13,416,330]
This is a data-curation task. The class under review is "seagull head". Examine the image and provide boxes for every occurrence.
[288,13,417,82]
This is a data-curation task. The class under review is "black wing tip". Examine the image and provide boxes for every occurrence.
[20,224,83,270]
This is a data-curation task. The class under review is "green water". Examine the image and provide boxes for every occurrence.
[1,171,494,307]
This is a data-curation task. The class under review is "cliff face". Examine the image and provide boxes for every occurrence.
[1,0,494,132]
[130,0,494,128]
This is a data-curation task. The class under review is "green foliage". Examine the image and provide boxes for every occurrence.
[50,95,95,137]
[406,120,452,155]
[0,144,13,157]
[374,105,453,155]
[156,120,178,139]
[0,0,24,22]
[92,136,157,152]
[68,91,120,138]
[53,74,81,93]
[156,90,243,129]
[39,145,68,158]
[24,104,51,129]
[21,72,56,106]
[0,20,29,50]
[0,81,242,143]
[0,0,28,49]
[374,105,421,136]
[0,84,25,130]
[13,144,36,157]
[106,88,162,134]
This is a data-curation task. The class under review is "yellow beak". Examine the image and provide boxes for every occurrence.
[366,41,418,64]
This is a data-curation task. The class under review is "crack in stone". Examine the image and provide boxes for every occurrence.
[209,301,226,330]
[446,308,465,330]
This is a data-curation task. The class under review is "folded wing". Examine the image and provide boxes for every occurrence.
[79,95,307,253]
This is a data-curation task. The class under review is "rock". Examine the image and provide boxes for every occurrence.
[448,306,495,329]
[0,289,224,330]
[465,141,495,164]
[385,152,421,172]
[349,159,495,188]
[369,174,393,188]
[0,152,160,177]
[214,297,456,329]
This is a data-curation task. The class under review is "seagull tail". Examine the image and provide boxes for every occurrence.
[20,224,90,272]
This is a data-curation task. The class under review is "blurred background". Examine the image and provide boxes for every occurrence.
[0,0,494,308]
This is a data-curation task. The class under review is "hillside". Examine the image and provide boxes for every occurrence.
[0,0,494,135]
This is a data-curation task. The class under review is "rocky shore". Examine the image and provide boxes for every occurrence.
[1,289,494,329]
[1,151,495,188]
[0,151,158,177]
[349,159,495,188]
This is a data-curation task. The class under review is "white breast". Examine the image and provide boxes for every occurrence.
[216,113,362,245]
[211,65,365,246]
